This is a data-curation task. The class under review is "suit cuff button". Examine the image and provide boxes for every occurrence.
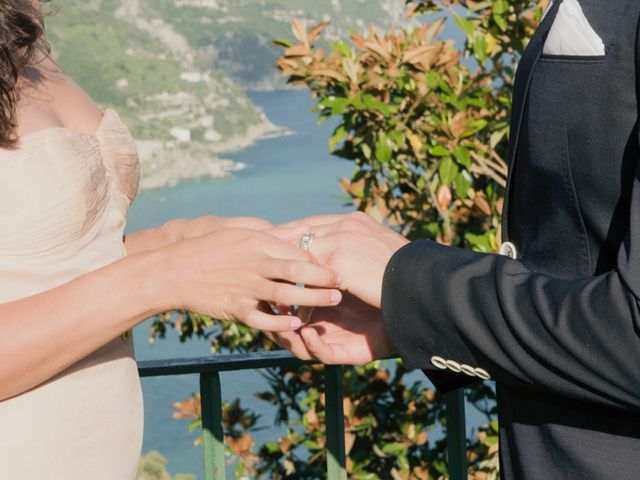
[445,360,462,372]
[460,364,476,377]
[474,368,491,380]
[431,356,448,369]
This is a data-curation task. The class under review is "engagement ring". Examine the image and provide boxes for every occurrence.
[289,232,317,318]
[298,232,316,252]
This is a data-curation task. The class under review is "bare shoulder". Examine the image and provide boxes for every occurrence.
[16,52,104,137]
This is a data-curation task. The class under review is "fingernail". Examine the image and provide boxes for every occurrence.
[331,291,342,304]
[290,318,303,330]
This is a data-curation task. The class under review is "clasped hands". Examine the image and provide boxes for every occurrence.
[266,212,409,365]
[133,212,408,366]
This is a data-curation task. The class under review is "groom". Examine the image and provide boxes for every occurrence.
[273,0,640,478]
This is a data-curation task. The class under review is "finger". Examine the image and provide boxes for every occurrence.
[270,331,314,360]
[300,328,346,364]
[278,215,349,230]
[260,280,342,308]
[265,224,311,244]
[225,217,273,230]
[258,235,319,263]
[264,259,340,287]
[243,310,304,332]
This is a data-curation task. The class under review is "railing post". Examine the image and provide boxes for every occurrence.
[200,372,225,480]
[325,365,347,480]
[445,389,467,480]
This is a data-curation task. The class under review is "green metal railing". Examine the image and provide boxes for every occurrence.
[138,350,467,480]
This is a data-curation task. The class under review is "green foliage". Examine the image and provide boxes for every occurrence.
[163,0,546,478]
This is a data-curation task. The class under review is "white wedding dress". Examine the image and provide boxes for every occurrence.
[0,109,144,479]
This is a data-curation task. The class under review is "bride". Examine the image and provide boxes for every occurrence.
[0,1,342,478]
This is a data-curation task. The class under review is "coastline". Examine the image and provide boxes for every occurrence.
[137,117,292,191]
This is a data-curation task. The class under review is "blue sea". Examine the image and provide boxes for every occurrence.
[127,89,484,478]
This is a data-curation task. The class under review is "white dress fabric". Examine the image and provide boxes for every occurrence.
[0,109,143,479]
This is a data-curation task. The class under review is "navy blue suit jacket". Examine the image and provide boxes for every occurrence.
[382,1,640,478]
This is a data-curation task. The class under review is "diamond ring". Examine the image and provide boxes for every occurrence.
[298,232,316,252]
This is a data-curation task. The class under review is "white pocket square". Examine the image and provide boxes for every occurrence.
[543,0,605,56]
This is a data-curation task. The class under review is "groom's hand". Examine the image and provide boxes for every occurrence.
[277,212,409,308]
[267,293,396,365]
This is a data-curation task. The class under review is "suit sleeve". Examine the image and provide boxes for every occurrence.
[381,159,640,409]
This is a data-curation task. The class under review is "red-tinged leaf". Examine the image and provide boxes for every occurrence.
[363,40,390,61]
[313,68,349,82]
[291,19,308,45]
[351,34,367,50]
[308,21,330,42]
[402,44,442,66]
[284,44,312,57]
[450,112,467,138]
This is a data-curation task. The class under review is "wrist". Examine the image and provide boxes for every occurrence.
[127,248,177,316]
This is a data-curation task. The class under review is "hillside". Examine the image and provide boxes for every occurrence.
[130,0,409,90]
[46,0,408,188]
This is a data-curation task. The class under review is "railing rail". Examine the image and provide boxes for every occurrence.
[138,351,466,480]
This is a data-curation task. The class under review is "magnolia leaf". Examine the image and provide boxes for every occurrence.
[308,21,330,43]
[454,15,475,36]
[406,131,423,155]
[332,40,353,57]
[493,11,508,32]
[473,33,489,64]
[272,38,293,48]
[361,143,372,159]
[291,19,308,46]
[284,44,312,57]
[363,40,390,61]
[450,112,467,138]
[429,145,449,157]
[313,68,349,83]
[490,129,507,149]
[402,44,442,67]
[342,57,359,84]
[329,125,348,151]
[422,17,447,44]
[453,145,471,168]
[466,232,493,252]
[454,170,473,198]
[362,94,397,116]
[439,157,458,186]
[375,133,394,163]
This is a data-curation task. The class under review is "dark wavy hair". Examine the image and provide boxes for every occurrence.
[0,1,49,147]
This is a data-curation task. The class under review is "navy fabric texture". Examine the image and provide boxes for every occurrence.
[382,0,640,478]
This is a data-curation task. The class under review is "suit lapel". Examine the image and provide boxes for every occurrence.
[501,0,564,240]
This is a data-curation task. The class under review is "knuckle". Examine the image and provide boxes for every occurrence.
[283,261,301,279]
[336,232,351,246]
[271,284,288,303]
[342,217,362,231]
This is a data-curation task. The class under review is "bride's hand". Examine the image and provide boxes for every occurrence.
[150,228,342,332]
[125,216,273,255]
[162,215,273,242]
